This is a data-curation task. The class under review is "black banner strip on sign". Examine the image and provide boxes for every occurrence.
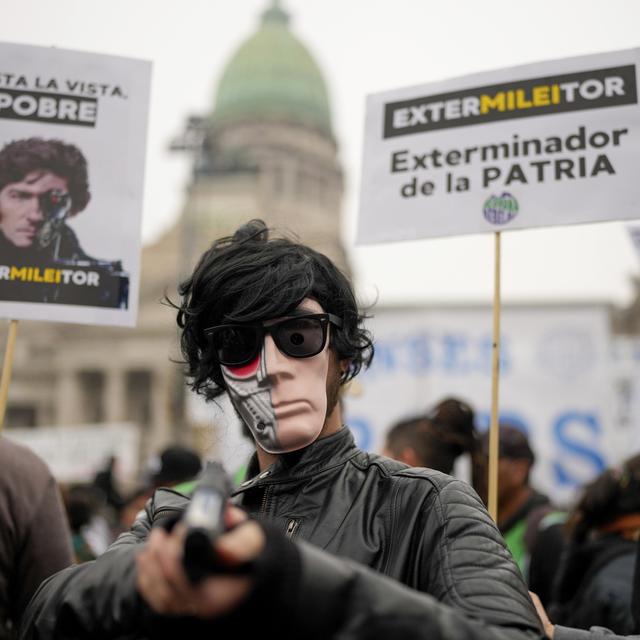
[383,65,637,138]
[0,88,98,127]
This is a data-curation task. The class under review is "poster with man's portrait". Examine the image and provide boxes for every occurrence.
[0,42,151,327]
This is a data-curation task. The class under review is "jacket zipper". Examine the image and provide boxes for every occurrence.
[285,518,300,539]
[259,485,272,515]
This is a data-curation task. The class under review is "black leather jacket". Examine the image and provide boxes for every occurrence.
[552,535,638,635]
[235,428,541,626]
[21,428,543,639]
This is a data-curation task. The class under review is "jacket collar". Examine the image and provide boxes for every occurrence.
[233,427,359,493]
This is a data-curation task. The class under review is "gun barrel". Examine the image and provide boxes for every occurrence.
[182,462,232,583]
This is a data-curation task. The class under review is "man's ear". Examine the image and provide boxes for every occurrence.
[339,359,350,382]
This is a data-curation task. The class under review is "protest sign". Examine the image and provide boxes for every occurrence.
[0,42,151,327]
[358,48,640,243]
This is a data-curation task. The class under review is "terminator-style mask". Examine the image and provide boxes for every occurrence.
[209,300,341,454]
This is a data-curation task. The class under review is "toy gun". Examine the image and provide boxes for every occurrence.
[182,461,234,583]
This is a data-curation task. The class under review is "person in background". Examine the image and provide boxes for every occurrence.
[63,484,102,563]
[118,486,155,532]
[0,438,73,639]
[383,415,442,468]
[149,444,203,492]
[92,455,125,515]
[383,397,478,478]
[477,424,566,607]
[427,397,478,474]
[116,446,203,534]
[550,454,640,636]
[531,586,639,640]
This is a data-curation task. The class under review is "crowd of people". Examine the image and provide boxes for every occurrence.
[384,400,640,636]
[1,219,639,639]
[62,446,203,564]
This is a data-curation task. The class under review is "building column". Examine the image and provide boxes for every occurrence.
[105,368,126,423]
[143,368,171,460]
[57,370,82,425]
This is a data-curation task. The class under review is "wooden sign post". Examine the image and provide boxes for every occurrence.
[0,320,19,433]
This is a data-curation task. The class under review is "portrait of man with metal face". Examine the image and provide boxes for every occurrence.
[0,137,129,308]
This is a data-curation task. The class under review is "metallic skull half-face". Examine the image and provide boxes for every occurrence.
[222,346,279,453]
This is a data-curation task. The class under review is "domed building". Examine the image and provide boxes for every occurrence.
[3,1,347,467]
[215,3,332,135]
[174,0,346,270]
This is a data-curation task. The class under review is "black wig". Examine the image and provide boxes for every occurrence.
[174,219,374,401]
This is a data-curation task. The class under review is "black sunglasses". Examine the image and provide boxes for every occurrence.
[205,313,343,367]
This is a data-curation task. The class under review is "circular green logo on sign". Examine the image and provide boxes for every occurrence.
[483,192,519,225]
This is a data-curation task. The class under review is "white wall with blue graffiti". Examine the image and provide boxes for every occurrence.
[343,303,620,506]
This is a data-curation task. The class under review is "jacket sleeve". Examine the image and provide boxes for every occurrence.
[19,499,154,640]
[287,539,545,640]
[22,504,544,640]
[395,473,544,635]
[554,626,640,640]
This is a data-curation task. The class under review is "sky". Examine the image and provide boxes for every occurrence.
[3,0,640,307]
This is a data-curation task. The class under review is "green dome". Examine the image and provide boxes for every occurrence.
[213,2,333,136]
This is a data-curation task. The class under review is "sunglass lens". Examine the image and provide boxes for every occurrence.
[276,317,325,357]
[213,326,259,365]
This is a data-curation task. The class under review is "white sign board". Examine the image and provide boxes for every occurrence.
[358,48,640,244]
[0,42,151,326]
[5,422,140,484]
[343,304,616,506]
[612,336,640,456]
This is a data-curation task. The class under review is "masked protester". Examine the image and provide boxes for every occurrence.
[20,220,544,640]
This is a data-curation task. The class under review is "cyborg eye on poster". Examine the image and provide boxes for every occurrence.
[0,42,151,327]
[357,48,640,244]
